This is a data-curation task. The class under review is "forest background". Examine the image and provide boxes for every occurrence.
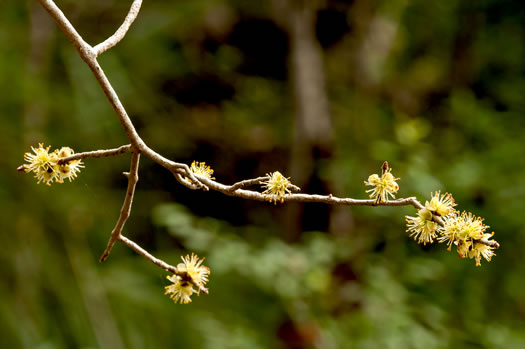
[1,0,525,348]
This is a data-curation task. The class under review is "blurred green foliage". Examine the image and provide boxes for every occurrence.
[2,0,525,348]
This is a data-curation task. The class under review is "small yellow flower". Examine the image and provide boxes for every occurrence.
[165,276,195,304]
[165,253,210,304]
[364,165,399,203]
[36,164,58,185]
[468,242,496,266]
[23,143,53,175]
[56,147,84,183]
[441,211,489,244]
[177,253,210,291]
[456,240,472,259]
[406,208,439,245]
[460,212,489,240]
[439,213,463,249]
[439,210,496,265]
[261,171,292,204]
[425,191,456,216]
[185,161,215,184]
[23,144,59,185]
[191,161,215,179]
[22,144,84,185]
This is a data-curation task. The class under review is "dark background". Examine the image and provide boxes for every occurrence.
[2,0,525,348]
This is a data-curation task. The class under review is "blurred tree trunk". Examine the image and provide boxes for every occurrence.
[272,0,335,242]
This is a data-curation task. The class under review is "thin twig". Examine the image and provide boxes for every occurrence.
[58,144,133,164]
[289,183,302,192]
[286,194,422,207]
[118,235,176,272]
[100,151,140,262]
[93,0,143,56]
[228,175,302,193]
[194,175,421,207]
[228,176,269,192]
[17,145,133,171]
[117,235,209,294]
[479,239,500,249]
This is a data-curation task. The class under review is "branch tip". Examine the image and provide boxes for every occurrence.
[99,152,140,262]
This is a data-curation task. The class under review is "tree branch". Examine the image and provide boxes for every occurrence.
[117,235,209,294]
[34,0,499,279]
[93,0,143,56]
[190,175,498,248]
[58,144,133,164]
[228,176,270,192]
[480,239,500,249]
[99,151,140,262]
[193,175,420,207]
[169,164,208,190]
[118,235,176,273]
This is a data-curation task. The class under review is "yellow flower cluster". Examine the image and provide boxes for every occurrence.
[261,171,292,204]
[165,253,210,304]
[440,212,495,266]
[406,191,496,266]
[406,207,439,245]
[185,161,215,184]
[22,143,84,185]
[364,164,400,203]
[190,161,215,179]
[406,191,456,245]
